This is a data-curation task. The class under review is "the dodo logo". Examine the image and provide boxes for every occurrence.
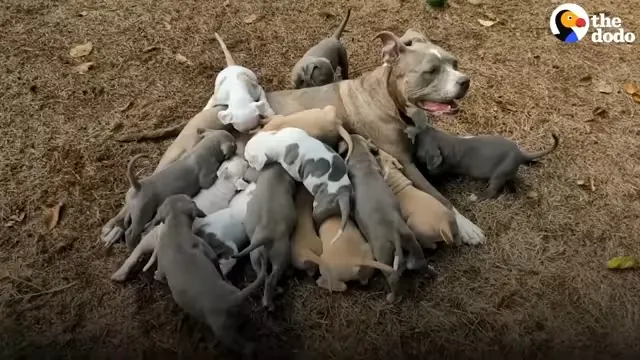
[550,3,589,43]
[550,3,637,44]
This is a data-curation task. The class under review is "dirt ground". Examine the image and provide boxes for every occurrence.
[1,0,639,358]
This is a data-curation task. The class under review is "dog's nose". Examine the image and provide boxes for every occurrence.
[456,77,470,98]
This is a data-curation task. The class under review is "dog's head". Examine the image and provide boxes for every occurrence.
[148,195,207,228]
[218,101,269,133]
[297,58,335,89]
[373,29,470,116]
[244,132,273,171]
[407,126,443,173]
[197,128,237,159]
[217,155,249,183]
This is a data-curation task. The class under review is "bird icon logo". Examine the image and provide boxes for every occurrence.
[550,4,590,43]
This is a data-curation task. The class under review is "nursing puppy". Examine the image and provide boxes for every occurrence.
[143,195,266,356]
[193,155,249,215]
[291,8,351,88]
[123,129,236,248]
[259,105,353,160]
[290,186,324,276]
[244,127,352,245]
[233,164,297,311]
[347,135,427,302]
[207,33,275,132]
[315,216,397,294]
[376,149,459,248]
[407,125,559,202]
[195,183,257,275]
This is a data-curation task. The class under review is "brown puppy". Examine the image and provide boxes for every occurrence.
[347,134,427,303]
[376,149,459,248]
[290,186,324,276]
[316,216,396,292]
[259,105,353,161]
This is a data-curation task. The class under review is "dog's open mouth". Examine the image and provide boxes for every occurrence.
[419,100,459,115]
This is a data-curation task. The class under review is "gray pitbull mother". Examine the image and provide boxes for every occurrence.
[101,29,485,246]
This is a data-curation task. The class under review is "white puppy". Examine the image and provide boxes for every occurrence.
[244,127,352,244]
[193,155,249,215]
[205,33,274,132]
[195,183,257,275]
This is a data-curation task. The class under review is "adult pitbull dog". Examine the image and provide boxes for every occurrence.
[100,29,486,247]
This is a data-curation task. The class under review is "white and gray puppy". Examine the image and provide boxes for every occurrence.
[244,127,352,245]
[123,129,236,249]
[291,8,351,89]
[193,155,249,215]
[144,194,266,356]
[233,165,297,311]
[194,183,257,275]
[206,33,275,132]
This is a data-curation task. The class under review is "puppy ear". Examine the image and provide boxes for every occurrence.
[218,109,233,125]
[303,63,319,83]
[253,100,269,116]
[192,202,207,218]
[248,152,268,171]
[422,142,443,171]
[216,164,230,180]
[372,31,407,64]
[404,126,421,143]
[220,141,237,158]
[337,141,348,156]
[399,29,428,46]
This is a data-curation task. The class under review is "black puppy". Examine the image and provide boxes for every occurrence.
[407,124,558,202]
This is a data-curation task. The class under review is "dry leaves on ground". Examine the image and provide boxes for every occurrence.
[175,54,192,65]
[69,42,93,58]
[244,14,258,24]
[43,201,64,230]
[607,256,640,270]
[578,75,593,86]
[4,212,25,228]
[596,81,613,94]
[478,19,497,27]
[622,80,640,104]
[73,62,94,74]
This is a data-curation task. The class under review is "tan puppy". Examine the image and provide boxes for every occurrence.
[290,186,324,276]
[259,105,353,161]
[315,216,397,293]
[376,149,459,247]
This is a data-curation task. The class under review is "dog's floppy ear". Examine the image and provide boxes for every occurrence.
[399,28,429,46]
[253,100,270,116]
[220,140,237,158]
[404,126,421,143]
[303,63,319,84]
[237,72,258,88]
[420,142,442,171]
[192,202,207,218]
[373,31,407,64]
[218,109,233,125]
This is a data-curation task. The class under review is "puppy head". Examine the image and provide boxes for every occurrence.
[414,137,442,172]
[217,156,249,182]
[303,59,334,87]
[244,132,273,171]
[150,195,207,227]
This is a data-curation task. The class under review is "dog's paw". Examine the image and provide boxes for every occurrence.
[102,227,124,248]
[386,292,402,304]
[110,271,127,282]
[453,207,486,245]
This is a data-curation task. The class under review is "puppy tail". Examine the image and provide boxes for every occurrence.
[522,133,559,163]
[355,259,396,273]
[233,252,268,305]
[233,235,270,258]
[332,8,351,40]
[127,154,148,192]
[439,226,454,245]
[338,126,353,162]
[330,194,351,245]
[142,247,158,272]
[214,32,236,66]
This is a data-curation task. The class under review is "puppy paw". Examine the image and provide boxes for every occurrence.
[110,271,127,282]
[386,293,402,304]
[102,227,124,248]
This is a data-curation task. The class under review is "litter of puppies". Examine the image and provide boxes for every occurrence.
[103,12,558,356]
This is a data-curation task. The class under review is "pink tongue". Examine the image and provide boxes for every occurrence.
[422,101,451,112]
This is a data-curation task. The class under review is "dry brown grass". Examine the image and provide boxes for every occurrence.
[1,0,640,358]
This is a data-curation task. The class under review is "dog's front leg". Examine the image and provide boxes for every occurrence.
[402,161,486,245]
[101,206,128,247]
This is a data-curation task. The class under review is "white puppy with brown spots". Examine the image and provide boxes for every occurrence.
[244,127,352,244]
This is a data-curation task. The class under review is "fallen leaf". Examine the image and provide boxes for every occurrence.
[163,22,171,30]
[9,212,25,222]
[223,0,230,5]
[632,93,640,104]
[589,177,596,192]
[622,81,639,95]
[478,19,497,27]
[596,81,613,94]
[175,53,192,65]
[607,256,640,270]
[73,62,94,74]
[243,14,258,24]
[578,75,592,86]
[526,191,539,199]
[69,42,93,58]
[468,0,481,4]
[79,11,88,17]
[117,99,133,112]
[576,179,586,186]
[142,46,161,53]
[592,106,608,118]
[44,202,64,230]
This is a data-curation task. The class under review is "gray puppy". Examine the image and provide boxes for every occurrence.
[347,134,427,303]
[123,129,236,249]
[233,164,297,311]
[144,195,266,356]
[291,8,351,88]
[407,124,559,202]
